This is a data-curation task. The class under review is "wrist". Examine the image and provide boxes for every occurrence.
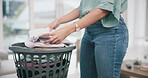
[57,17,63,24]
[65,24,76,34]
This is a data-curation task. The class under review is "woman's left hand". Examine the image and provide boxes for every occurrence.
[41,25,75,44]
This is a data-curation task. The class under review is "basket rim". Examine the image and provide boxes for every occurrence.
[9,42,76,54]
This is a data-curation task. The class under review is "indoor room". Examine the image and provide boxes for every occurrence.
[0,0,148,78]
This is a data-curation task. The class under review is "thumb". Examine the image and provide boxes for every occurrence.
[40,33,54,37]
[45,24,53,29]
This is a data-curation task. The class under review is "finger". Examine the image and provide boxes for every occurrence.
[40,33,53,37]
[44,36,56,43]
[51,24,56,28]
[44,39,53,43]
[49,25,54,29]
[45,24,51,28]
[45,24,55,29]
[55,41,61,44]
[52,39,60,44]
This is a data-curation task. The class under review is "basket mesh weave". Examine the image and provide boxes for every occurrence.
[9,43,75,78]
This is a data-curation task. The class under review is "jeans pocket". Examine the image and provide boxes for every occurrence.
[106,25,119,35]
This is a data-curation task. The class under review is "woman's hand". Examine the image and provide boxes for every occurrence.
[46,18,61,29]
[42,24,75,44]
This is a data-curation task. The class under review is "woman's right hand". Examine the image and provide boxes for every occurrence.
[46,18,61,29]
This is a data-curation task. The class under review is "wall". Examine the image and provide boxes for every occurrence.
[0,0,3,50]
[133,0,147,46]
[146,1,148,38]
[124,0,148,61]
[126,0,147,46]
[127,0,136,47]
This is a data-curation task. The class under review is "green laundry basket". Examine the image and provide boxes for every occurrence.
[9,42,76,78]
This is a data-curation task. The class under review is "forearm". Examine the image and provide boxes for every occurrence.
[58,8,80,24]
[77,8,108,29]
[67,8,109,33]
[42,8,109,43]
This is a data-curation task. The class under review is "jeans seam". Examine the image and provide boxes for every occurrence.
[113,34,118,78]
[83,37,94,46]
[84,31,94,46]
[82,37,94,78]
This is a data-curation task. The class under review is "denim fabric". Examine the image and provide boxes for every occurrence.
[80,17,128,78]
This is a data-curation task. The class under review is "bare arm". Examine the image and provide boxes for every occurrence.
[68,8,109,33]
[47,8,80,29]
[58,8,80,24]
[42,8,109,44]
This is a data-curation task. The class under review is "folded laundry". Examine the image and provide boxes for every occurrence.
[25,41,66,48]
[25,28,73,48]
[29,28,52,42]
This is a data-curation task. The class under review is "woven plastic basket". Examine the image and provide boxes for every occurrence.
[9,42,76,78]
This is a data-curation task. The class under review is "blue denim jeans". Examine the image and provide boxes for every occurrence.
[80,17,129,78]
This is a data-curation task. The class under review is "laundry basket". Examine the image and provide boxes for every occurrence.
[9,42,76,78]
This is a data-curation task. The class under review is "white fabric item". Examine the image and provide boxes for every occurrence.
[25,28,72,48]
[25,41,66,48]
[29,28,52,42]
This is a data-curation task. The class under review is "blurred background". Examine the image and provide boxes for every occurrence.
[0,0,148,78]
